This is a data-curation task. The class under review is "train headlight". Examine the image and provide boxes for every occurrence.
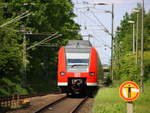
[60,72,65,76]
[89,72,95,76]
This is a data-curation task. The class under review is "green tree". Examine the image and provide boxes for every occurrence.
[114,5,150,82]
[0,0,81,95]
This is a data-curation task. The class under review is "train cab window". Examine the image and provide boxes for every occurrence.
[66,53,90,66]
[67,59,89,66]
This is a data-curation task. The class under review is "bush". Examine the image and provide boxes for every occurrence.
[113,55,140,83]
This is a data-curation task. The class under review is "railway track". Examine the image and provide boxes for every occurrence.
[33,96,88,113]
[70,96,88,113]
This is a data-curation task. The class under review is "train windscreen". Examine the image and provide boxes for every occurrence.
[66,53,89,65]
[66,53,90,72]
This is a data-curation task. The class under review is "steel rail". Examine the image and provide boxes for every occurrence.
[70,97,88,113]
[33,96,67,113]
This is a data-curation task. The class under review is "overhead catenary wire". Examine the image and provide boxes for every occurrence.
[0,26,19,32]
[0,11,33,27]
[41,34,62,44]
[93,31,110,45]
[83,25,111,49]
[79,10,111,37]
[79,18,111,49]
[27,33,62,50]
[1,11,29,24]
[79,11,102,27]
[26,32,59,50]
[90,10,112,36]
[82,29,111,53]
[93,35,111,49]
[74,5,95,9]
[79,10,104,36]
[75,6,110,14]
[73,1,111,65]
[0,25,57,36]
[80,8,111,48]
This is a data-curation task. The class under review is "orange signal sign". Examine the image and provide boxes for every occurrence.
[119,81,140,101]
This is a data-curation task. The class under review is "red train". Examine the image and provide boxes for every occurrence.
[57,40,103,96]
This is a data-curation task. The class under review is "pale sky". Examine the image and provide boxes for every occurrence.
[72,0,150,65]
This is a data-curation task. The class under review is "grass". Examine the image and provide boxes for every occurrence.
[134,82,150,113]
[92,83,150,113]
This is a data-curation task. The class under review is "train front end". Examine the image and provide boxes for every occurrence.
[57,40,101,96]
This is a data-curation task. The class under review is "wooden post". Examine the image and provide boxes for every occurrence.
[127,102,133,113]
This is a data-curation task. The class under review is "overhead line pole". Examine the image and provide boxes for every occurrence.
[20,25,27,86]
[111,3,114,80]
[128,20,136,64]
[136,11,139,64]
[132,9,140,64]
[133,23,135,54]
[140,0,144,92]
[23,32,27,79]
[91,2,114,80]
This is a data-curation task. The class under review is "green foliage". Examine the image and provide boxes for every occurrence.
[143,51,150,80]
[0,77,28,95]
[144,11,150,50]
[114,54,140,83]
[134,83,150,113]
[0,29,22,77]
[114,5,150,82]
[0,0,81,95]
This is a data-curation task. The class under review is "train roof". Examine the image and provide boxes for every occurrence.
[65,40,92,48]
